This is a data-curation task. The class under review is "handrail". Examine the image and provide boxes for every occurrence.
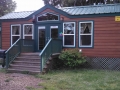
[5,39,34,68]
[5,38,20,54]
[40,38,52,56]
[40,38,62,72]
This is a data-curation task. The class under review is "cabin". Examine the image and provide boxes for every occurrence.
[0,4,120,73]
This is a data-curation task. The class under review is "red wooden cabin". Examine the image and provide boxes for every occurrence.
[0,4,120,72]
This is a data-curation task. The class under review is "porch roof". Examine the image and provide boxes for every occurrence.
[0,4,120,20]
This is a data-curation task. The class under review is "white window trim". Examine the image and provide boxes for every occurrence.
[11,24,21,46]
[63,22,76,47]
[79,21,93,47]
[37,12,59,22]
[23,24,34,39]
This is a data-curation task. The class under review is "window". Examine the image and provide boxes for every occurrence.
[23,24,34,40]
[79,21,93,47]
[11,25,21,45]
[63,22,75,47]
[37,12,59,21]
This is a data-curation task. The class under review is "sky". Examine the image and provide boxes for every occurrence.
[13,0,44,12]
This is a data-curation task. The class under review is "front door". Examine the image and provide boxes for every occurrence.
[37,24,61,51]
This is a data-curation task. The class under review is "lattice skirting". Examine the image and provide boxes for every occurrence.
[84,57,120,71]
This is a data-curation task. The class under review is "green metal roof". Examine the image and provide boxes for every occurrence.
[0,11,35,19]
[0,4,120,20]
[60,4,120,15]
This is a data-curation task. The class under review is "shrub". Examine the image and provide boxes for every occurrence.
[59,49,86,68]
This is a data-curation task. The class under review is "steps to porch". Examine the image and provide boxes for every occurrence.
[7,53,41,74]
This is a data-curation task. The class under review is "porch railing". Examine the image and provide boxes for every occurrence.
[5,39,34,68]
[40,38,62,72]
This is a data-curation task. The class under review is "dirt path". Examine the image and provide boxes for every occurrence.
[0,71,42,90]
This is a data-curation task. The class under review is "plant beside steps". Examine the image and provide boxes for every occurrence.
[7,53,41,74]
[42,53,60,74]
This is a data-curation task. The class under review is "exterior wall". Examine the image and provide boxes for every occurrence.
[1,20,33,50]
[61,15,120,58]
[1,8,120,58]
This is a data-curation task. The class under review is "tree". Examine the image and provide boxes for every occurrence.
[0,0,16,16]
[43,0,120,7]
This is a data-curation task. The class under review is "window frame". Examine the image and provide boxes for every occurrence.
[11,24,21,46]
[79,21,94,48]
[37,12,59,22]
[23,24,34,39]
[63,22,76,47]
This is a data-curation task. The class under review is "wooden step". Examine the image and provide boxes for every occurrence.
[9,65,40,71]
[20,53,39,56]
[8,52,41,74]
[16,57,40,60]
[7,68,41,74]
[13,61,40,66]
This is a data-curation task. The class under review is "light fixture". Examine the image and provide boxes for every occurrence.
[61,17,64,21]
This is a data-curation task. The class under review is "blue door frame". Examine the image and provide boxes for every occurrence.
[34,22,63,52]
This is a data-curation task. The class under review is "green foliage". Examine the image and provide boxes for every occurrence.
[59,49,86,68]
[36,69,120,90]
[0,0,16,16]
[43,0,120,7]
[0,68,6,73]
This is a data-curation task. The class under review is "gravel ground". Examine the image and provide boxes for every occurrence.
[0,70,42,90]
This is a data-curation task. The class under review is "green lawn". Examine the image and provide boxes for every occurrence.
[31,69,120,90]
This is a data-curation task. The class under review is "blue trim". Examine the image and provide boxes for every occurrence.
[78,20,94,48]
[10,24,11,46]
[63,21,76,48]
[0,25,2,49]
[21,24,23,39]
[35,21,63,24]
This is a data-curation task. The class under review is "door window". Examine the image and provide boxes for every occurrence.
[38,26,46,50]
[50,26,58,39]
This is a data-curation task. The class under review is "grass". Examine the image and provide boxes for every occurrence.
[32,69,120,90]
[0,68,6,73]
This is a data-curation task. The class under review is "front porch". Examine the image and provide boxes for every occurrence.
[5,38,62,74]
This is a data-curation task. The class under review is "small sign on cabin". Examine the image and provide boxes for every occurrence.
[115,16,120,21]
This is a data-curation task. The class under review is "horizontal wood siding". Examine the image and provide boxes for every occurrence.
[61,14,120,58]
[1,7,120,58]
[2,20,33,50]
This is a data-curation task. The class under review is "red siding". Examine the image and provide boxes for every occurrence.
[2,20,33,50]
[60,14,120,58]
[1,8,120,58]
